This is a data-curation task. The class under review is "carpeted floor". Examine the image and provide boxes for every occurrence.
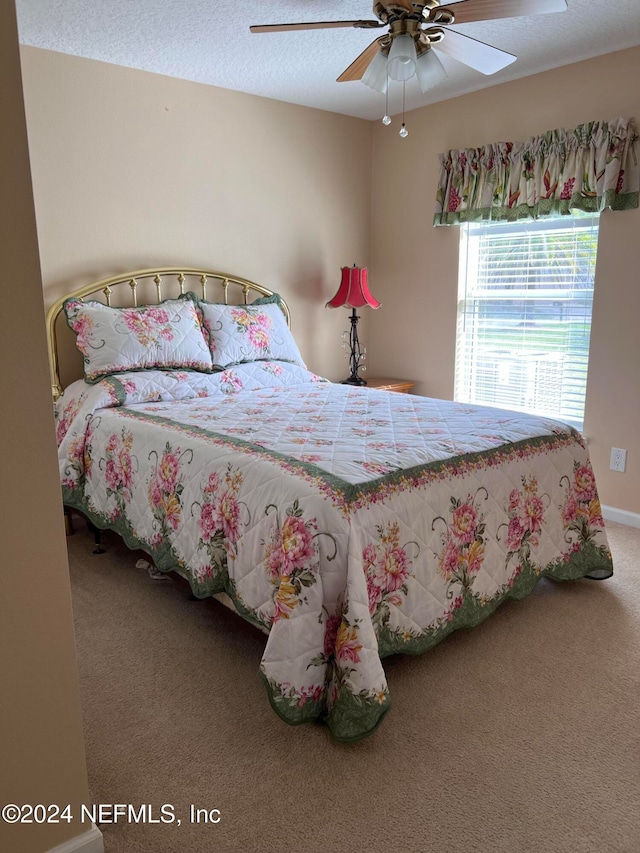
[66,519,640,853]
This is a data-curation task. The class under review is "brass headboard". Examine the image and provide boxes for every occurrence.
[45,267,290,401]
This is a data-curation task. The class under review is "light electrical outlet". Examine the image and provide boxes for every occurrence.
[610,447,627,473]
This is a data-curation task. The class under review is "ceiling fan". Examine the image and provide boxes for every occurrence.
[250,1,568,90]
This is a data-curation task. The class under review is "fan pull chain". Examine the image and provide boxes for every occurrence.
[400,79,408,138]
[382,69,391,126]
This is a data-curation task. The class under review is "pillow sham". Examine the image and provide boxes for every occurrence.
[198,295,305,369]
[64,294,213,382]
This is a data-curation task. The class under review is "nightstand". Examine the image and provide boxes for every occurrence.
[365,377,415,394]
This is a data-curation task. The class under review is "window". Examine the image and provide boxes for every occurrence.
[455,215,599,431]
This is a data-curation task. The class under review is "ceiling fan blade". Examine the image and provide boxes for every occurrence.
[435,29,516,74]
[250,20,382,34]
[337,38,385,82]
[441,0,567,26]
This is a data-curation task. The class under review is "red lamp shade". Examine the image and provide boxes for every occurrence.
[326,266,381,310]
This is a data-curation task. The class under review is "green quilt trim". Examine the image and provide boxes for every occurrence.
[115,407,580,513]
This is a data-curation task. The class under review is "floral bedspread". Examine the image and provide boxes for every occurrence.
[56,362,613,741]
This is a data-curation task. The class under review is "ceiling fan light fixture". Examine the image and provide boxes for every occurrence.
[387,34,417,82]
[361,48,388,94]
[415,49,448,93]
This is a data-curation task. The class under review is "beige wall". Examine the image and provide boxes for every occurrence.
[18,45,640,513]
[20,47,372,385]
[0,5,93,853]
[370,46,640,514]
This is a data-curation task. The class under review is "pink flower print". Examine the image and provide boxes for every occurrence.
[56,394,87,446]
[123,307,173,346]
[204,472,220,495]
[123,311,148,334]
[446,595,464,621]
[148,478,164,510]
[248,326,269,352]
[508,489,521,512]
[215,491,241,543]
[562,493,579,526]
[70,312,95,356]
[367,579,383,614]
[279,515,315,576]
[118,449,133,491]
[438,537,460,581]
[254,311,271,330]
[574,465,596,502]
[616,170,625,194]
[158,451,180,493]
[506,515,525,553]
[335,623,362,665]
[265,534,284,581]
[146,307,170,325]
[324,614,341,658]
[363,524,415,618]
[448,185,462,213]
[199,502,217,543]
[523,494,544,534]
[56,418,70,446]
[105,458,120,491]
[451,502,478,545]
[204,320,217,353]
[363,543,377,571]
[362,461,392,476]
[67,435,86,468]
[508,564,523,589]
[220,371,243,394]
[560,178,575,200]
[378,546,409,593]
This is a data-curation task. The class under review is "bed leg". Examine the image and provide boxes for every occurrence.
[64,507,74,536]
[86,520,106,555]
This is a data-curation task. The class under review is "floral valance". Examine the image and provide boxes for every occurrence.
[434,116,639,225]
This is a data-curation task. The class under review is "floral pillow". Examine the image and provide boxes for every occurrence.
[64,295,213,382]
[198,295,306,369]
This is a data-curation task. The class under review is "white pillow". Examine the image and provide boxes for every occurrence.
[64,295,213,382]
[199,298,305,369]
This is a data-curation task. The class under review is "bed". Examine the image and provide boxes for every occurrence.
[49,267,614,742]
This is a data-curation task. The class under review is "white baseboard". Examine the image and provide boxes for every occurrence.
[47,824,103,853]
[602,504,640,529]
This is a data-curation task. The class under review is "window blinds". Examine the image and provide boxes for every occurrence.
[455,215,599,430]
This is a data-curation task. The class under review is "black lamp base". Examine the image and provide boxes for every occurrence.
[342,307,367,387]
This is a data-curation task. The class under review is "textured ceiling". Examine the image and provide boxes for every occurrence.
[16,0,640,120]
